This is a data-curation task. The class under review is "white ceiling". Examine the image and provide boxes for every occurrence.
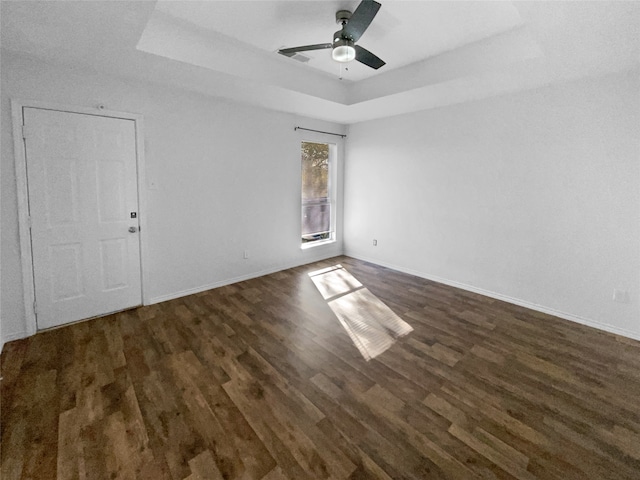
[1,1,639,124]
[154,0,524,82]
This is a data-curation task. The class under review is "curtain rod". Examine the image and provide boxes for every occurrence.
[295,126,346,138]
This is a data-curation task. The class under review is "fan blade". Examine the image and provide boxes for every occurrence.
[343,0,381,42]
[278,43,332,57]
[354,45,385,69]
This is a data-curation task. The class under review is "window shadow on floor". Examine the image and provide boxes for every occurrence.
[308,264,413,361]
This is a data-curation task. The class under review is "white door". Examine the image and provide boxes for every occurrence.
[23,107,142,330]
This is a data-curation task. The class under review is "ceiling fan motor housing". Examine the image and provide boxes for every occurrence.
[333,31,353,48]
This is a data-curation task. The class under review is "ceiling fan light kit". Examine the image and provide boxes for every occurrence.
[278,0,385,71]
[332,39,356,63]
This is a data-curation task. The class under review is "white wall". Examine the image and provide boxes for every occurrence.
[1,51,345,344]
[3,51,638,349]
[345,71,640,339]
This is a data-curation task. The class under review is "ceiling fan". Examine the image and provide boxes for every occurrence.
[278,0,385,70]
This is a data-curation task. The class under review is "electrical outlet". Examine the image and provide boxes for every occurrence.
[613,289,630,303]
[373,239,377,246]
[243,250,250,259]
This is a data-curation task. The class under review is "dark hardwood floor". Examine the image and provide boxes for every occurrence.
[2,256,640,479]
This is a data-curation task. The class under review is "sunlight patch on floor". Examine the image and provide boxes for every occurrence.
[309,265,413,361]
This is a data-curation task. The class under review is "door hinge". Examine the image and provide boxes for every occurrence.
[22,124,30,140]
[33,301,37,314]
[27,215,32,229]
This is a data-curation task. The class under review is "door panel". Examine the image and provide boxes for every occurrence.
[99,238,129,291]
[44,156,80,227]
[49,243,84,301]
[24,108,142,329]
[97,159,126,222]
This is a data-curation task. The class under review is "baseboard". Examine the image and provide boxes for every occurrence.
[2,251,344,345]
[148,251,343,305]
[344,251,640,342]
[1,330,31,348]
[8,250,636,345]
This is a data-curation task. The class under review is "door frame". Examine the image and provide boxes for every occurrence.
[11,99,150,335]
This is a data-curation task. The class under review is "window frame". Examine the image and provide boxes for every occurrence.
[300,137,338,249]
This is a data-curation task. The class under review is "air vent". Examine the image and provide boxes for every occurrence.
[290,53,311,63]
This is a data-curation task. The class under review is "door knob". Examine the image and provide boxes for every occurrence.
[128,226,138,233]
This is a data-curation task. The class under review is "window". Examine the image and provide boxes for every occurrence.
[301,141,334,245]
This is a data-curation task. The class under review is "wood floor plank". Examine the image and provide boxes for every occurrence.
[186,449,224,480]
[2,256,640,479]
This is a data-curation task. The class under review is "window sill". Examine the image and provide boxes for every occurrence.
[301,239,336,250]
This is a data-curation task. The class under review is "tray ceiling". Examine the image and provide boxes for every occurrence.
[2,1,639,124]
